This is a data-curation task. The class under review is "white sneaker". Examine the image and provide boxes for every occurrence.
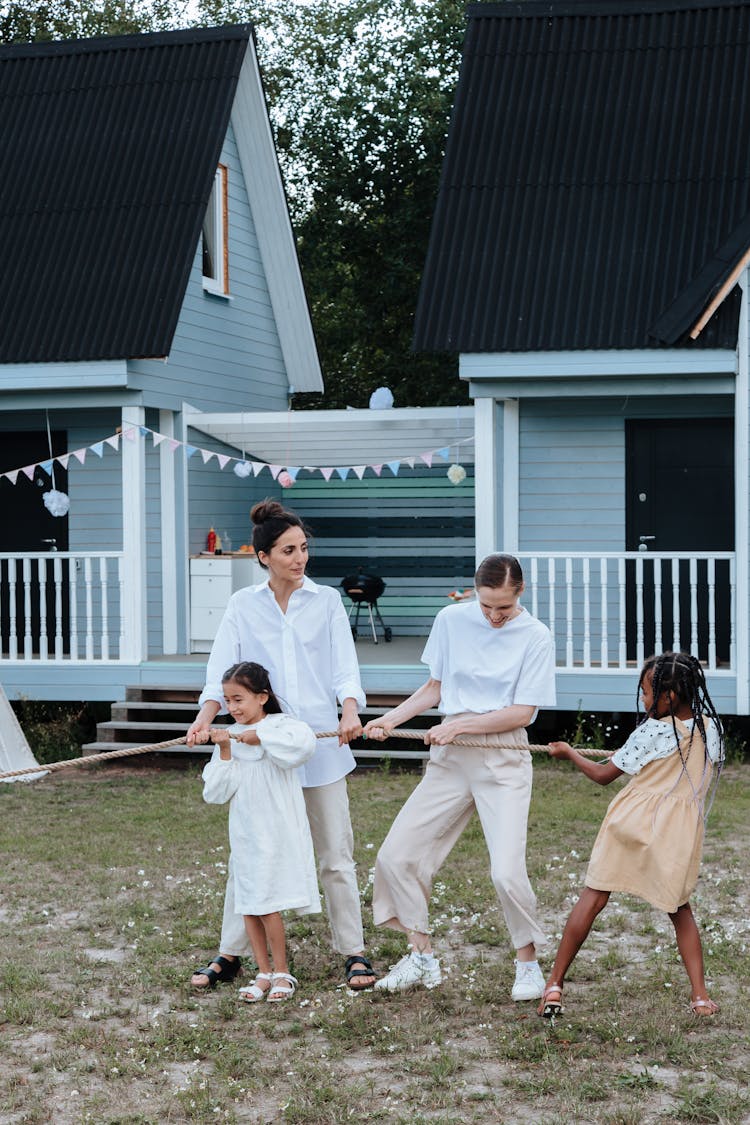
[511,960,545,1001]
[374,950,442,992]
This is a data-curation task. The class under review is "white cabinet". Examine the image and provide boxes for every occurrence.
[189,555,264,652]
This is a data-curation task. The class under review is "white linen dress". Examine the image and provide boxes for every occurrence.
[202,714,321,917]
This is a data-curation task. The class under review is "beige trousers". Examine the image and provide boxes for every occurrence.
[218,776,365,957]
[372,724,545,950]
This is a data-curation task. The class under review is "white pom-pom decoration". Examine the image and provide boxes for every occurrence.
[233,461,252,478]
[278,471,294,488]
[447,464,466,485]
[43,489,71,517]
[369,386,394,409]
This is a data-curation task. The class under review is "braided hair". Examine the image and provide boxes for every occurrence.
[637,651,724,815]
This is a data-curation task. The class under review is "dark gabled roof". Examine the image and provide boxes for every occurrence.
[0,25,251,364]
[413,0,750,354]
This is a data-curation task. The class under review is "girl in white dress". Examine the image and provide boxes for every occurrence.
[202,661,320,1003]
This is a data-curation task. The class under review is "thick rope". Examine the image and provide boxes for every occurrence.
[0,728,612,782]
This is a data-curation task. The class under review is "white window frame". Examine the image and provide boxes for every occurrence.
[202,164,229,295]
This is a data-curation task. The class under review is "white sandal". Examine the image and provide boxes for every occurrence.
[267,972,298,1003]
[238,972,273,1003]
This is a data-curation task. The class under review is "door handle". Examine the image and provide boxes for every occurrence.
[638,535,655,552]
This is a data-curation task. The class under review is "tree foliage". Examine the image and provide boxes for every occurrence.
[0,0,180,42]
[3,0,467,409]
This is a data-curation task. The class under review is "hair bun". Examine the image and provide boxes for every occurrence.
[251,499,286,525]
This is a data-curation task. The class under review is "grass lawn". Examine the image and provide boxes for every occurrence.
[1,758,749,1124]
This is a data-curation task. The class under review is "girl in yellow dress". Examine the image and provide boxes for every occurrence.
[540,651,724,1018]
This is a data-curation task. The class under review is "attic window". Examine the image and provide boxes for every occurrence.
[202,164,229,295]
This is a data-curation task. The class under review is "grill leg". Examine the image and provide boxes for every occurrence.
[367,603,378,643]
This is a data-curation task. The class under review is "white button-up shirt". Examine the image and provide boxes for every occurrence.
[198,576,366,787]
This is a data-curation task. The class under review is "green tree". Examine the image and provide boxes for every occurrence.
[200,0,466,408]
[0,0,180,42]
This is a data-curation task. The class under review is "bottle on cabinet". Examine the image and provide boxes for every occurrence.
[206,527,216,553]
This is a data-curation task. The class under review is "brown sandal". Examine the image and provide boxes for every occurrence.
[538,983,564,1019]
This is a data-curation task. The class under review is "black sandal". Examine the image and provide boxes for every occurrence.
[191,955,242,989]
[344,955,377,991]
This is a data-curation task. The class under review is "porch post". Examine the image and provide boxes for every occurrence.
[159,410,178,654]
[474,396,500,562]
[121,404,147,662]
[735,271,749,712]
[502,398,520,552]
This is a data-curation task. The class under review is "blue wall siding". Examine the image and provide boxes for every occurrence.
[291,467,476,635]
[127,123,290,414]
[186,426,279,557]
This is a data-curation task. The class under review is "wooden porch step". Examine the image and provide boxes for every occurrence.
[83,689,423,761]
[111,700,202,722]
[125,685,202,704]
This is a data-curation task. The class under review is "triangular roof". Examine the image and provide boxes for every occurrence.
[0,26,249,363]
[413,0,750,354]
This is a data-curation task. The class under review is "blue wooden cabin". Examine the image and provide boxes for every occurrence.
[413,0,750,714]
[0,25,322,700]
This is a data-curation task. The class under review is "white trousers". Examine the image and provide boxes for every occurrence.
[218,776,365,957]
[372,726,546,950]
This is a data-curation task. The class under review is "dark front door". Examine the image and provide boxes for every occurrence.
[625,418,734,664]
[0,431,69,654]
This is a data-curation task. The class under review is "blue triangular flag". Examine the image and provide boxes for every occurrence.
[40,459,53,475]
[185,445,198,459]
[139,426,150,437]
[287,467,300,481]
[436,446,450,461]
[90,442,104,458]
[335,467,349,480]
[386,460,401,476]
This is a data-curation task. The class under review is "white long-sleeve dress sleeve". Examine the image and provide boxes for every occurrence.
[201,715,320,916]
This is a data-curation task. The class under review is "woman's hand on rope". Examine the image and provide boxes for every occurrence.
[362,720,394,742]
[424,720,466,746]
[187,702,221,746]
[338,700,363,746]
[186,722,211,746]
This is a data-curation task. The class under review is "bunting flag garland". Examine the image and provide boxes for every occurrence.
[0,424,474,489]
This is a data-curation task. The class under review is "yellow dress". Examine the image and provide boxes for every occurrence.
[585,718,714,912]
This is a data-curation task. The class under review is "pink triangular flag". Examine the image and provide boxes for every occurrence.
[123,427,137,442]
[371,464,383,476]
[200,449,215,465]
[73,448,87,465]
[168,439,180,453]
[216,454,230,470]
[352,465,366,480]
[105,434,120,451]
[22,464,36,480]
[320,467,334,481]
[420,452,434,468]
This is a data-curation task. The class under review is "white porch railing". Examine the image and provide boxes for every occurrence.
[517,552,735,672]
[0,552,125,662]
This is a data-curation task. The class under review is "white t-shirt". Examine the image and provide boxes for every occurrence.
[612,716,723,775]
[421,600,556,717]
[198,576,366,788]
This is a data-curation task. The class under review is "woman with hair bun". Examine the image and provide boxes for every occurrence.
[187,500,377,992]
[364,553,556,999]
